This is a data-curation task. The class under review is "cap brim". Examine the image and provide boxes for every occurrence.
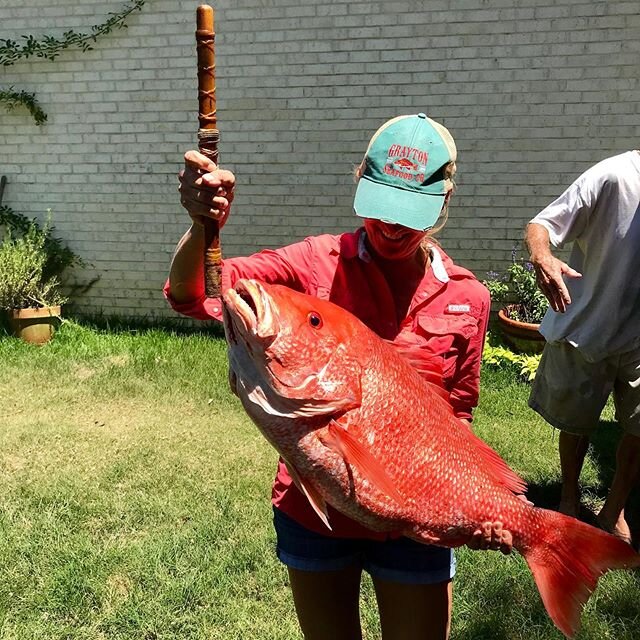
[354,178,445,231]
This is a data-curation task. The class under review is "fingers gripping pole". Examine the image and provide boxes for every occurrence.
[196,4,222,298]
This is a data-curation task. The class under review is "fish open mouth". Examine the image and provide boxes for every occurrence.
[223,279,278,346]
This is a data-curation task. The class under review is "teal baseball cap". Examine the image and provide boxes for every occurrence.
[354,113,457,231]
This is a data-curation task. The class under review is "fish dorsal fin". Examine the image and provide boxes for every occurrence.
[461,426,528,495]
[284,458,332,531]
[320,420,405,505]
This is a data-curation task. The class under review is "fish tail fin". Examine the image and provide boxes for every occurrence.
[522,509,640,638]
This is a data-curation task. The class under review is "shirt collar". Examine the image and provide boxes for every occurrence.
[429,245,450,283]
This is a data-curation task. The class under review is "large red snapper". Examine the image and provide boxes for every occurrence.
[222,279,639,638]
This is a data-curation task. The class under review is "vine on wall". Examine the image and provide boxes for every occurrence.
[0,0,145,65]
[0,87,47,124]
[0,0,146,124]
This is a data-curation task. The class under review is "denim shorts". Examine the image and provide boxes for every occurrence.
[273,507,455,585]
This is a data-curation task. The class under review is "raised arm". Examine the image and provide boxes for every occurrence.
[170,150,235,304]
[167,150,317,321]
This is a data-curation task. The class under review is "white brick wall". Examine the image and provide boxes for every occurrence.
[2,0,639,319]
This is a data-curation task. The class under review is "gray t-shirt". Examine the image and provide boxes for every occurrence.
[530,150,640,362]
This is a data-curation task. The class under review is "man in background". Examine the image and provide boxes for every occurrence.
[526,150,640,545]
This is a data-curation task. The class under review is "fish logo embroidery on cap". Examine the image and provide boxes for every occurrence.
[393,158,418,170]
[385,145,428,183]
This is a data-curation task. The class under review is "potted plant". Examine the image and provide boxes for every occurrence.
[484,250,549,354]
[0,219,68,344]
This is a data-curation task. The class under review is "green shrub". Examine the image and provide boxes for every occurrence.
[0,220,68,310]
[0,205,82,279]
[482,339,541,382]
[484,249,549,325]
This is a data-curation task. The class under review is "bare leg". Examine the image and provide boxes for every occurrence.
[287,566,363,640]
[597,433,640,544]
[372,577,452,640]
[558,431,590,517]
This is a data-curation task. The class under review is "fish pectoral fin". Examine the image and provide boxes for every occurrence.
[320,420,405,506]
[283,459,332,531]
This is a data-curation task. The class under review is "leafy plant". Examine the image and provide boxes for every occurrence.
[0,218,69,310]
[483,271,509,303]
[484,248,549,325]
[482,340,541,382]
[0,205,82,280]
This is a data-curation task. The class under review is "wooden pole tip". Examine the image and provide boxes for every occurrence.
[197,5,214,27]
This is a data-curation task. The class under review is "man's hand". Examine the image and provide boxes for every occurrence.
[531,254,581,313]
[525,223,581,313]
[178,150,236,229]
[467,522,513,555]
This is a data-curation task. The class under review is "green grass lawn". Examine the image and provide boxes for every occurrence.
[0,321,638,639]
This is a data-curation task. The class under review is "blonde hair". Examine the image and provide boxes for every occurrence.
[420,159,456,257]
[427,160,457,237]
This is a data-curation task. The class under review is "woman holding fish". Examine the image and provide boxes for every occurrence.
[167,114,515,640]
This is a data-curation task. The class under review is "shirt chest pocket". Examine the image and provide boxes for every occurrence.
[416,313,479,373]
[417,313,478,340]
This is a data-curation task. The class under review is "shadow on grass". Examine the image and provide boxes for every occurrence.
[4,311,226,339]
[525,418,640,548]
[589,420,640,545]
[69,311,226,338]
[0,313,10,336]
[456,417,640,640]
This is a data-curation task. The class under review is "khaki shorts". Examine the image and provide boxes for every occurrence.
[529,341,640,437]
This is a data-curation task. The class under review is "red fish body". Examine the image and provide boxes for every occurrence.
[223,279,639,638]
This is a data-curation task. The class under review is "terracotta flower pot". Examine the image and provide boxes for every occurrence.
[497,305,545,354]
[8,306,62,345]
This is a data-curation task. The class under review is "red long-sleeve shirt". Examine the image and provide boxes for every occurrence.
[165,228,490,538]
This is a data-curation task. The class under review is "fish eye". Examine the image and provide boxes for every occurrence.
[307,312,323,329]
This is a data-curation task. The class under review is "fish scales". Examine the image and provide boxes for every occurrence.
[304,346,527,541]
[223,279,639,638]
